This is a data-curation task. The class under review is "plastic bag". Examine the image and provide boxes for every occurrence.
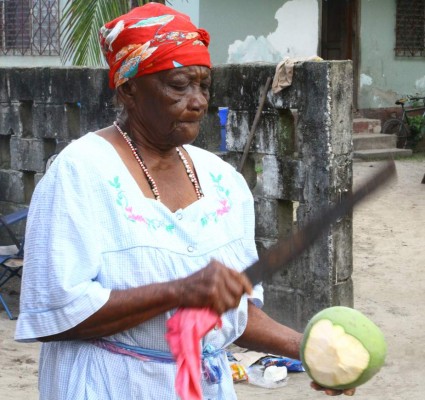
[247,364,289,389]
[229,362,249,382]
[259,356,305,372]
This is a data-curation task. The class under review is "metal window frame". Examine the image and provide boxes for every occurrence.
[395,0,425,57]
[0,0,60,56]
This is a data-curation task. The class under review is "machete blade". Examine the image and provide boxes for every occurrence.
[244,160,397,286]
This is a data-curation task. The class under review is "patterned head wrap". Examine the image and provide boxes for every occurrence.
[99,3,211,88]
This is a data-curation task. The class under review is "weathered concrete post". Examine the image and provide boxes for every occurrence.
[207,61,353,331]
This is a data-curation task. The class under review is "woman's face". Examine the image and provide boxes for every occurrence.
[127,65,211,149]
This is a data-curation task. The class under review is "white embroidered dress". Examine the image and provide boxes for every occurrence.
[15,133,263,400]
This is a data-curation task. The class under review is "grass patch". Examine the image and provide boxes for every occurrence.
[401,152,425,161]
[353,152,425,163]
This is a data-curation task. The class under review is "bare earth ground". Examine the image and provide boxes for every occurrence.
[1,158,424,400]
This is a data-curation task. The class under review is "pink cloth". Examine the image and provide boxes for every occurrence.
[166,308,222,400]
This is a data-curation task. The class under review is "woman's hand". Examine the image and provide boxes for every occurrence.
[177,259,252,314]
[234,303,357,396]
[38,260,250,342]
[311,382,356,396]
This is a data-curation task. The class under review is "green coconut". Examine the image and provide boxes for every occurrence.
[300,306,387,390]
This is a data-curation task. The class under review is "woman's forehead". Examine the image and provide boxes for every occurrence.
[165,66,211,78]
[131,66,210,90]
[142,66,211,82]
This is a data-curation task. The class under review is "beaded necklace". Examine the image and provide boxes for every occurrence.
[114,121,204,202]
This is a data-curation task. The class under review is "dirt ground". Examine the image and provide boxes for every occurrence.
[1,158,424,400]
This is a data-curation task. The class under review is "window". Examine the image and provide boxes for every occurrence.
[395,0,425,57]
[0,0,60,56]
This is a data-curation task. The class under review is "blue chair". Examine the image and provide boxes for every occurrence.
[0,208,28,319]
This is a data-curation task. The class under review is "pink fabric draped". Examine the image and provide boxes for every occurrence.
[166,308,222,400]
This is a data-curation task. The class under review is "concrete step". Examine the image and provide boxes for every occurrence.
[353,148,412,160]
[353,118,382,134]
[353,133,397,151]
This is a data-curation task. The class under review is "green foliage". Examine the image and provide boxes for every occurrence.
[61,0,164,66]
[407,115,425,148]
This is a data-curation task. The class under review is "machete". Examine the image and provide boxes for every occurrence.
[244,160,397,286]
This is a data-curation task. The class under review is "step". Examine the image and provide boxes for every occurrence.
[353,133,397,151]
[353,118,381,134]
[353,148,412,160]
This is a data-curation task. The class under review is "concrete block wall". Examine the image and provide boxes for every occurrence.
[209,62,354,330]
[0,62,353,331]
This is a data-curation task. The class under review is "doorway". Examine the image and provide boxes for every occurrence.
[321,0,359,109]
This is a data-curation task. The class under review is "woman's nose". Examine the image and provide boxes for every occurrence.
[187,86,209,111]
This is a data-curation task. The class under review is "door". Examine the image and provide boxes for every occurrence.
[321,0,359,109]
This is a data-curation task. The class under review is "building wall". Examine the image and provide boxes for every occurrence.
[0,56,64,68]
[0,1,320,76]
[358,0,425,110]
[200,0,319,64]
[199,0,425,111]
[3,1,422,111]
[172,0,200,26]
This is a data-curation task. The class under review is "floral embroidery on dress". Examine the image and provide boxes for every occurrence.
[200,173,232,226]
[110,172,232,230]
[109,176,175,233]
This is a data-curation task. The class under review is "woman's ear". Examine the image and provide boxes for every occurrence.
[116,80,137,110]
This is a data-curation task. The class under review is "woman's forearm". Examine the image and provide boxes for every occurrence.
[234,301,303,360]
[38,259,252,342]
[38,281,181,342]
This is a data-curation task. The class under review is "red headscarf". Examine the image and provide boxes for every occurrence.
[99,3,211,88]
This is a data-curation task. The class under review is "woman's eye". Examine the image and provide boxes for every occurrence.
[170,82,188,91]
[201,82,211,91]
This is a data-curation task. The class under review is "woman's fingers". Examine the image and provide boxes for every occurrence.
[343,388,356,396]
[208,265,251,313]
[180,260,252,313]
[238,269,253,296]
[311,382,356,396]
[218,279,246,312]
[223,267,252,298]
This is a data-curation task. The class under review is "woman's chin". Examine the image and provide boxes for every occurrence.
[171,126,201,145]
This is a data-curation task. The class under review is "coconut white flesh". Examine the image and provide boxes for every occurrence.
[304,319,370,387]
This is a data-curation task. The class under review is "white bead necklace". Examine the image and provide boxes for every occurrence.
[114,121,204,202]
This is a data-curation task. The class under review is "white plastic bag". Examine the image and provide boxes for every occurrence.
[247,364,288,389]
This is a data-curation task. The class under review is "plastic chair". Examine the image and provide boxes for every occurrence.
[0,208,28,319]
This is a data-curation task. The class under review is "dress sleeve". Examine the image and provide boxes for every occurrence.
[15,154,111,342]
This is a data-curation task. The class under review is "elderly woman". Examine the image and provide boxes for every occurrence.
[15,3,355,399]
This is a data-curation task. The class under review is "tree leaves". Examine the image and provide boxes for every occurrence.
[61,0,166,66]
